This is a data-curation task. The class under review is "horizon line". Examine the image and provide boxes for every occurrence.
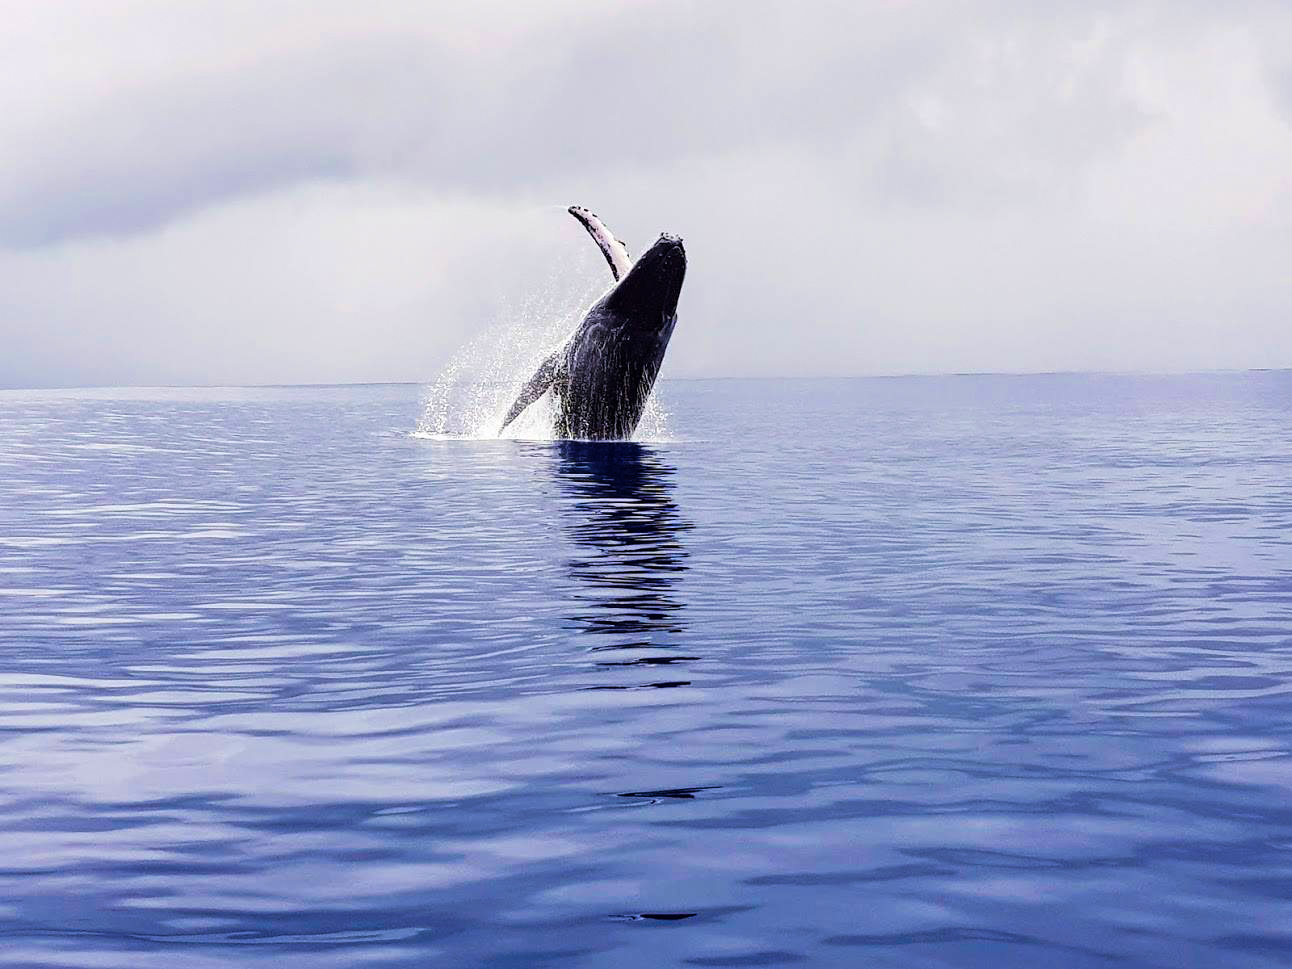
[1,366,1289,394]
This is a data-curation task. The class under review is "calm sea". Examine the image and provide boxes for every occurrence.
[1,374,1290,968]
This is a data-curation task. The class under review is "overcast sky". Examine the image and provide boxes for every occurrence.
[2,0,1290,388]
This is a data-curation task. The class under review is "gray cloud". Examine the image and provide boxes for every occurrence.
[1,0,1290,387]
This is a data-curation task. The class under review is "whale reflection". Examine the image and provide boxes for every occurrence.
[552,441,693,679]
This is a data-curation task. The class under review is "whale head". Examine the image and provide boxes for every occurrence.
[603,233,686,332]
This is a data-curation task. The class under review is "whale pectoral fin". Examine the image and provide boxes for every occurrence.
[569,205,632,281]
[500,351,563,432]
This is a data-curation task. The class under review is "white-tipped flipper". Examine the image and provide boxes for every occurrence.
[569,205,632,281]
[500,349,563,433]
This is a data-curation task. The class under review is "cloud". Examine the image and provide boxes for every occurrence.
[1,0,1290,386]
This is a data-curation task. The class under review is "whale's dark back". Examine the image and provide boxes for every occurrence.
[555,235,686,440]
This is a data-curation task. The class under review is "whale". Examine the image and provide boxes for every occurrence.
[500,206,686,440]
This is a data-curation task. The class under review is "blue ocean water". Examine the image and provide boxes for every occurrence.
[1,373,1290,968]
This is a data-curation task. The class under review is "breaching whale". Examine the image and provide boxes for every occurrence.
[500,206,686,440]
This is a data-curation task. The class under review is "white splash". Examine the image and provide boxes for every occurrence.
[414,273,674,443]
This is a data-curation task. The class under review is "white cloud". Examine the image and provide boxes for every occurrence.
[1,0,1289,386]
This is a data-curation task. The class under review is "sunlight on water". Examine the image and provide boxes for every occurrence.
[414,274,673,442]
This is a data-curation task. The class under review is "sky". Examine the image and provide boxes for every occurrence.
[2,0,1290,388]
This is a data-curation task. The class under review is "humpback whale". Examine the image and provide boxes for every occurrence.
[500,206,686,440]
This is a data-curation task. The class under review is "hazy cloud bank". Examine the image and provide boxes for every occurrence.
[2,0,1290,387]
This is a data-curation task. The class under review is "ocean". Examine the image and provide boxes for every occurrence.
[1,373,1290,967]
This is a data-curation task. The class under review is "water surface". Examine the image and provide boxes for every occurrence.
[1,374,1291,967]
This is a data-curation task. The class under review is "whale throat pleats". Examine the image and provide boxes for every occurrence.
[569,206,632,281]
